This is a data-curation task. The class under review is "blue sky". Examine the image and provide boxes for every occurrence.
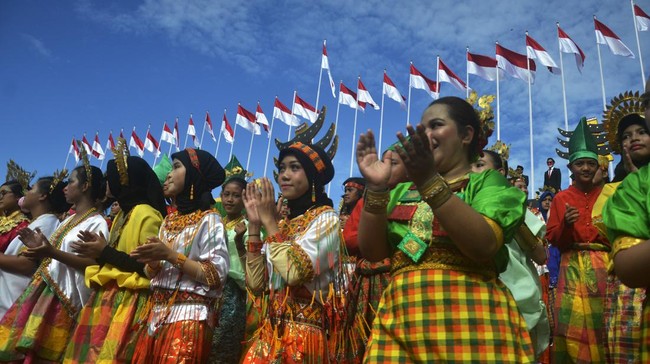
[1,0,648,203]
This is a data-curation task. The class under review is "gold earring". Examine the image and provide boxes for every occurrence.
[311,182,316,203]
[190,184,194,200]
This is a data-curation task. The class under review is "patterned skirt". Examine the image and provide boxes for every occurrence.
[208,277,247,364]
[604,274,646,363]
[642,300,650,363]
[553,249,608,363]
[363,268,535,363]
[0,276,75,362]
[131,319,213,364]
[63,282,150,363]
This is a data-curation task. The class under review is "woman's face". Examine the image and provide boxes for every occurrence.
[164,159,186,198]
[540,195,552,211]
[514,179,528,194]
[0,185,20,212]
[472,153,498,174]
[419,104,473,173]
[221,182,244,216]
[277,155,309,200]
[22,182,45,212]
[621,124,650,164]
[64,170,86,204]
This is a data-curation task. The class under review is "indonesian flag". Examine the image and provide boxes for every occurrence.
[69,137,80,163]
[526,34,560,75]
[558,26,586,73]
[236,104,261,135]
[145,130,161,158]
[92,132,105,160]
[81,135,93,155]
[321,40,336,98]
[173,118,180,151]
[129,129,145,157]
[221,112,234,144]
[273,97,300,127]
[106,132,115,155]
[161,122,175,144]
[187,115,200,148]
[635,4,650,31]
[467,52,501,81]
[437,58,468,91]
[383,72,406,108]
[496,44,536,83]
[409,63,439,99]
[292,93,318,123]
[594,18,635,58]
[339,82,362,110]
[357,78,380,110]
[205,112,216,141]
[256,103,270,137]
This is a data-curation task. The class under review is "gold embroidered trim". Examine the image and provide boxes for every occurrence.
[611,236,645,258]
[286,243,316,286]
[483,216,504,246]
[200,260,221,289]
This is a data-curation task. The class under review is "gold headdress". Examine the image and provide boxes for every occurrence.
[5,159,36,194]
[603,90,645,154]
[466,91,495,155]
[487,140,511,161]
[111,137,130,186]
[77,140,93,187]
[49,169,68,194]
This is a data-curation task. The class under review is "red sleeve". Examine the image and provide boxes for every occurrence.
[0,220,29,253]
[545,192,575,250]
[342,198,363,257]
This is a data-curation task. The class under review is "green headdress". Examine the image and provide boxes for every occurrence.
[153,154,172,185]
[568,117,599,163]
[223,155,252,185]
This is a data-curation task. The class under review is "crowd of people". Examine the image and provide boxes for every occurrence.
[0,79,647,363]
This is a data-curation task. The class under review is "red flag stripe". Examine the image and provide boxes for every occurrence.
[467,52,497,67]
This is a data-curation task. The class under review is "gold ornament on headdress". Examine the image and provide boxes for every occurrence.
[77,140,93,187]
[5,159,36,194]
[111,137,130,186]
[603,90,645,154]
[466,91,495,154]
[487,140,511,161]
[537,185,557,195]
[49,169,68,194]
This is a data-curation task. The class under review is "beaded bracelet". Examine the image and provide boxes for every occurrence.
[248,241,264,254]
[418,174,452,210]
[173,253,187,270]
[264,232,285,244]
[363,189,390,214]
[145,263,161,278]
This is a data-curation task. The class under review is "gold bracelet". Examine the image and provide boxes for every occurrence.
[145,263,161,278]
[418,174,452,210]
[363,189,390,214]
[173,253,187,270]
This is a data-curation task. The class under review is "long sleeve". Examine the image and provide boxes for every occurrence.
[245,252,268,294]
[342,198,363,257]
[96,246,146,277]
[546,186,605,251]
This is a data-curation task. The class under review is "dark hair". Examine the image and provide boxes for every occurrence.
[1,180,25,198]
[547,158,555,163]
[481,150,505,170]
[428,97,480,161]
[34,177,72,214]
[516,165,524,170]
[72,165,106,202]
[222,177,247,191]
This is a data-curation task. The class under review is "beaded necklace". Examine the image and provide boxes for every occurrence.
[107,209,132,248]
[38,207,98,271]
[223,214,245,231]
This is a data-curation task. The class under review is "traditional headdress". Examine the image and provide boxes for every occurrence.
[223,155,252,186]
[343,177,365,191]
[537,185,557,195]
[487,140,510,163]
[556,117,609,163]
[111,137,130,186]
[77,139,93,187]
[466,91,495,155]
[603,90,646,154]
[153,154,172,185]
[5,160,36,194]
[49,169,68,194]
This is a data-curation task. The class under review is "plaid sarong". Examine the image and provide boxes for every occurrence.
[604,274,646,363]
[363,268,535,363]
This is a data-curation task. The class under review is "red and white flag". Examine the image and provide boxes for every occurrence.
[69,137,80,163]
[467,52,501,81]
[635,4,650,31]
[292,93,318,123]
[92,132,105,160]
[438,59,468,91]
[145,130,161,158]
[526,34,560,75]
[221,112,234,144]
[357,78,380,110]
[339,82,362,110]
[594,18,634,58]
[409,63,439,99]
[496,44,536,83]
[558,26,586,73]
[106,132,116,154]
[161,122,175,144]
[273,97,300,127]
[256,103,270,137]
[173,118,180,151]
[383,72,406,108]
[129,130,145,157]
[205,112,216,141]
[321,40,336,98]
[236,104,261,135]
[81,135,93,156]
[187,115,200,148]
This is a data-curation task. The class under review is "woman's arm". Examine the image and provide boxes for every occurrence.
[0,253,38,276]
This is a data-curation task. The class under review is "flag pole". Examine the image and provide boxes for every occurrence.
[216,109,225,159]
[64,137,72,171]
[594,16,608,111]
[288,90,297,140]
[407,61,413,127]
[557,23,569,132]
[526,32,535,198]
[495,42,501,140]
[184,114,191,148]
[153,125,160,167]
[436,56,440,100]
[328,84,343,196]
[229,117,238,162]
[246,132,255,172]
[145,124,152,165]
[379,70,386,154]
[466,47,470,99]
[315,40,325,109]
[350,78,361,178]
[263,118,274,178]
[199,112,207,149]
[99,132,106,169]
[631,0,647,86]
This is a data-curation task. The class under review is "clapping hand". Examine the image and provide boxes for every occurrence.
[356,130,392,191]
[394,124,436,187]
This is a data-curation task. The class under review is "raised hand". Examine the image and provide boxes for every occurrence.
[71,230,107,259]
[242,182,261,227]
[622,146,638,174]
[130,237,175,264]
[21,228,55,259]
[256,178,279,228]
[356,130,392,190]
[17,227,48,249]
[394,124,436,187]
[564,203,580,225]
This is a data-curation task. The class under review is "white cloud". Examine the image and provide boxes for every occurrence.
[21,33,53,59]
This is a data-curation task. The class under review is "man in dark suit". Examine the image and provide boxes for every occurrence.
[543,157,562,191]
[515,165,529,187]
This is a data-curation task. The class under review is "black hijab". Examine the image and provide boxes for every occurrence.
[171,148,225,215]
[106,156,167,218]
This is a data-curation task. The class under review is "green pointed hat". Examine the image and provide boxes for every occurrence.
[153,154,172,185]
[568,117,599,163]
[223,155,250,184]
